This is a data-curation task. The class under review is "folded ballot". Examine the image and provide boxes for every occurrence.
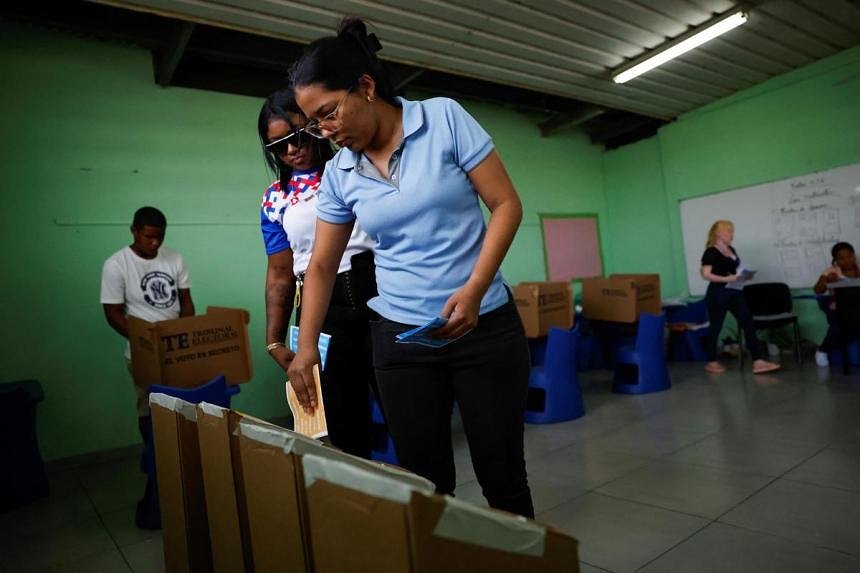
[395,317,467,348]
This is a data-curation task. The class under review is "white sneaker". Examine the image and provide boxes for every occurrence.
[815,350,829,367]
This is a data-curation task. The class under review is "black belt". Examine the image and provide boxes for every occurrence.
[296,250,376,310]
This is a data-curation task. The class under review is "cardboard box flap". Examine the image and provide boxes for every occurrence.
[237,419,323,451]
[198,401,226,418]
[239,421,435,493]
[149,393,197,421]
[302,454,433,504]
[207,306,251,323]
[430,495,546,557]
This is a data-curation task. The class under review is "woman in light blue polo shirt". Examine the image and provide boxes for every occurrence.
[287,17,534,518]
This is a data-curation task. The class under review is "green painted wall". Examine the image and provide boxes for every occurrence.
[604,45,860,343]
[7,18,856,460]
[0,22,603,460]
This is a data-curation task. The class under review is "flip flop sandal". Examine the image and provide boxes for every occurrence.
[753,364,781,374]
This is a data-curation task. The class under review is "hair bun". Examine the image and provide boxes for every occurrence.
[337,17,382,58]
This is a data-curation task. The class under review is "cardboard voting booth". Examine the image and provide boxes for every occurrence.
[409,494,579,572]
[129,307,252,390]
[581,274,661,323]
[237,421,433,573]
[149,394,212,573]
[237,422,312,573]
[155,399,580,572]
[301,453,580,573]
[195,403,257,573]
[514,282,574,338]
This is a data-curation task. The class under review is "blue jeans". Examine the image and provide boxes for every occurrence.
[369,298,534,518]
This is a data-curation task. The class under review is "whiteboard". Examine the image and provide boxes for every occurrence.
[680,162,860,296]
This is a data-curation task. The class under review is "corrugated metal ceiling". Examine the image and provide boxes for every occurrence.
[93,0,860,119]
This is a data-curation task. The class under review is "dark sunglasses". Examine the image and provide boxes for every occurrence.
[265,129,307,156]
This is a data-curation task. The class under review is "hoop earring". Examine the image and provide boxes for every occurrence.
[367,95,376,103]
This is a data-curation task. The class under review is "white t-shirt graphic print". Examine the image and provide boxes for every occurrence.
[100,245,191,358]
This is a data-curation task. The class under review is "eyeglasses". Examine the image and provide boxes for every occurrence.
[304,88,352,139]
[265,129,307,156]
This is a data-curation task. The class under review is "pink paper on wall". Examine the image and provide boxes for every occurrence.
[542,216,602,281]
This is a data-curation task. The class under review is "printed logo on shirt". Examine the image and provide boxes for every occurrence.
[140,271,177,309]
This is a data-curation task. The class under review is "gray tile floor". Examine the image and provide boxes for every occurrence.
[2,361,858,572]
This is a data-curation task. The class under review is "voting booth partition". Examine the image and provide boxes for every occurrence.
[150,393,580,573]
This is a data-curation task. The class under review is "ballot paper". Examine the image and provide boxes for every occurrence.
[727,268,756,291]
[395,316,467,348]
[285,364,328,439]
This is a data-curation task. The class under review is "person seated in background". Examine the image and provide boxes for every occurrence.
[812,242,860,366]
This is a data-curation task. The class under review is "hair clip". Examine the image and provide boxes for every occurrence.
[366,33,383,53]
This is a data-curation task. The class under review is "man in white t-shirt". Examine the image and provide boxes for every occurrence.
[99,206,194,529]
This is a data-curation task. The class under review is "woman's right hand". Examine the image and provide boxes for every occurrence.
[287,346,322,414]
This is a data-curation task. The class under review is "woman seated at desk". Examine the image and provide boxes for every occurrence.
[813,241,860,367]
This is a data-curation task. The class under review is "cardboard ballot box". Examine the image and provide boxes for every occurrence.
[514,282,574,338]
[129,307,252,389]
[581,274,661,323]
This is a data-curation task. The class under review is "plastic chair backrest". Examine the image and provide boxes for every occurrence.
[635,312,666,356]
[149,374,239,408]
[544,326,577,381]
[743,283,792,316]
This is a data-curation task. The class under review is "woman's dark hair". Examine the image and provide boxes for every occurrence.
[288,17,395,105]
[832,241,855,264]
[258,88,335,190]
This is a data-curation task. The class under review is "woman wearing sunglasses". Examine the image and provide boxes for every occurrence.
[286,18,534,518]
[258,89,380,459]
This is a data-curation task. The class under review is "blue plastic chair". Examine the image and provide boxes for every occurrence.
[137,375,240,529]
[525,326,585,424]
[142,375,241,475]
[571,317,605,371]
[613,312,671,395]
[369,394,398,465]
[667,300,709,362]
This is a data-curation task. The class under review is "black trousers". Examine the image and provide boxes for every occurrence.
[818,301,843,353]
[297,251,380,459]
[705,283,762,362]
[369,298,534,518]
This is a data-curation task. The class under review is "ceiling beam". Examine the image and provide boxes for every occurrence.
[538,106,606,137]
[393,69,426,93]
[154,21,195,86]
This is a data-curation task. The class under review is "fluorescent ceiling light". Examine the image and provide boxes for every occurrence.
[612,10,748,84]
